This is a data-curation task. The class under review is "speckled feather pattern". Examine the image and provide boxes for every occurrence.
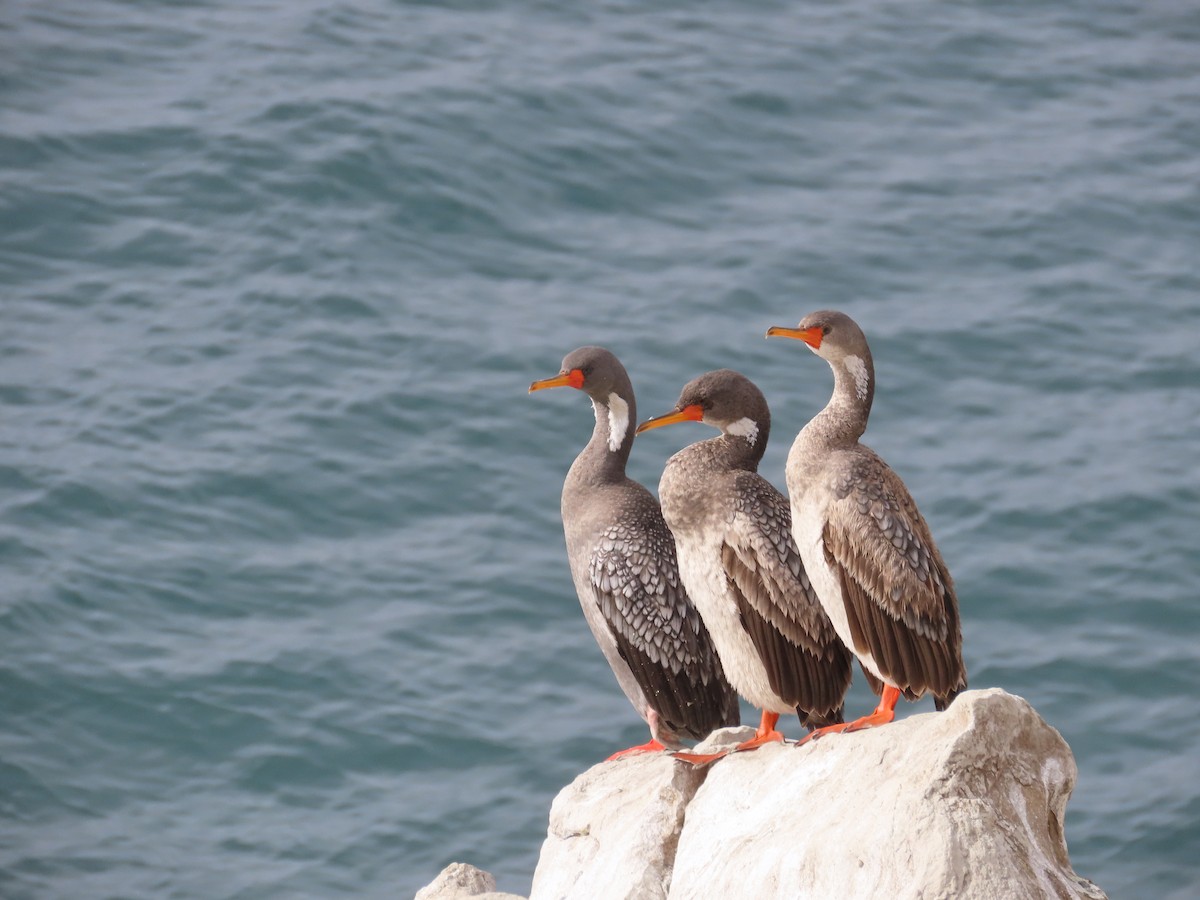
[588,514,707,674]
[570,480,740,741]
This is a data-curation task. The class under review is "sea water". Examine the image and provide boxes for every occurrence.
[3,2,1198,897]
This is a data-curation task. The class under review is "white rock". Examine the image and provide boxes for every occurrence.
[689,724,758,755]
[428,690,1106,900]
[415,861,525,900]
[668,689,1106,899]
[528,751,707,900]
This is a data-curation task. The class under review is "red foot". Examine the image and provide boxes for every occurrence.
[672,749,728,766]
[673,710,783,766]
[737,710,784,750]
[796,685,901,746]
[606,738,667,761]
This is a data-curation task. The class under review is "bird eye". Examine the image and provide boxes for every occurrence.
[822,325,831,336]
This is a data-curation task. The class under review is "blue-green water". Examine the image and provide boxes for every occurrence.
[3,1,1199,897]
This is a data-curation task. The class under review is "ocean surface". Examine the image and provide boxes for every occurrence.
[3,1,1198,897]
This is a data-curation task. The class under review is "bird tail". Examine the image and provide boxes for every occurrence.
[934,682,965,712]
[798,704,844,731]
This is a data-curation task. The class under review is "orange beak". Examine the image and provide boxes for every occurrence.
[766,324,823,349]
[635,404,704,434]
[529,369,585,392]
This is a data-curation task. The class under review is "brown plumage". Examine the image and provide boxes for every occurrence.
[821,454,963,706]
[769,311,966,729]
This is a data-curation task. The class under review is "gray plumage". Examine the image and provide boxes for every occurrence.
[649,369,853,730]
[779,311,967,709]
[533,347,739,747]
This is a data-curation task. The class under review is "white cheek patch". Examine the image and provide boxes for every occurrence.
[606,392,629,452]
[844,354,870,401]
[725,416,759,447]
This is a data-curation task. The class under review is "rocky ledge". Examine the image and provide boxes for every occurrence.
[417,689,1107,900]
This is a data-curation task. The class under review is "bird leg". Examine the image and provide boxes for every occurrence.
[736,710,784,750]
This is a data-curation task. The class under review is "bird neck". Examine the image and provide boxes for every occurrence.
[717,415,769,471]
[807,351,873,445]
[575,392,635,483]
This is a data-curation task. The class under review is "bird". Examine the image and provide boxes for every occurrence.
[529,346,740,759]
[635,368,853,764]
[766,310,967,740]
